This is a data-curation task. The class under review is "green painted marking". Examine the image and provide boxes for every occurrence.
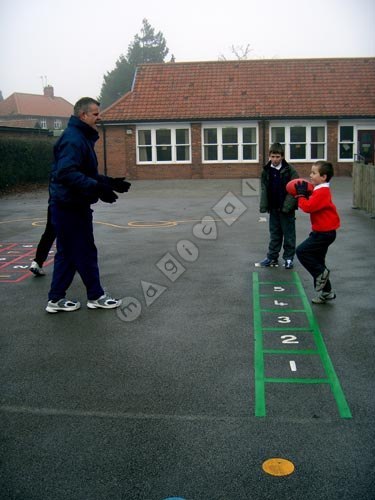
[263,349,318,355]
[263,327,313,332]
[261,309,306,313]
[292,272,352,418]
[259,294,300,298]
[253,272,352,419]
[253,272,266,417]
[265,378,330,384]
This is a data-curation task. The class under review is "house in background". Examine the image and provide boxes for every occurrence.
[0,86,73,133]
[98,57,375,179]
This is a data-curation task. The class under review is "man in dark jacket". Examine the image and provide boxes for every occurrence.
[46,97,130,313]
[256,143,298,269]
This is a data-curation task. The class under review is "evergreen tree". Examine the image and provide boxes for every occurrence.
[99,19,169,110]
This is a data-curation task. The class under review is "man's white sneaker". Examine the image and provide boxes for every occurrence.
[87,293,122,309]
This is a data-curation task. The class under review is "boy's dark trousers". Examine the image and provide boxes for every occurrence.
[48,205,104,302]
[296,230,336,288]
[267,209,296,261]
[34,206,56,267]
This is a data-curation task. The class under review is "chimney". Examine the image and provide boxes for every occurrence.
[44,85,54,98]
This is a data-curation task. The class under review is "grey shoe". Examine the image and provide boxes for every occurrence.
[46,298,81,313]
[255,257,279,267]
[87,293,122,309]
[312,291,336,304]
[315,268,330,291]
[284,259,294,269]
[30,260,45,276]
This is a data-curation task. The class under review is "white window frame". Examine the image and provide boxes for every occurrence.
[338,121,375,162]
[136,123,191,164]
[269,122,327,162]
[40,118,47,129]
[54,119,62,130]
[202,122,258,163]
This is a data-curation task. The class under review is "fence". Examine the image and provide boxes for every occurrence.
[352,162,375,217]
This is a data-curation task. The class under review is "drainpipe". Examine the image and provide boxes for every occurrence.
[102,123,108,175]
[262,119,266,166]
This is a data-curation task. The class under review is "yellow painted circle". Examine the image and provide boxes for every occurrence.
[262,458,295,476]
[127,220,177,228]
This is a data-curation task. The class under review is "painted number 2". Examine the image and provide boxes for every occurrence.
[281,335,299,344]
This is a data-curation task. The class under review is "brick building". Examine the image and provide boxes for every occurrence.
[98,57,375,179]
[0,86,73,132]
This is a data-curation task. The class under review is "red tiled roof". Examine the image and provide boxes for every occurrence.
[101,58,375,122]
[0,92,73,118]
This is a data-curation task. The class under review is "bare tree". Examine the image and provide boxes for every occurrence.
[219,44,253,61]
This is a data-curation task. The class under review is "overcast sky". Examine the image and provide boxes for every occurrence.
[1,0,374,105]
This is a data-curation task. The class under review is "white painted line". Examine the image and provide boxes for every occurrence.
[289,361,297,372]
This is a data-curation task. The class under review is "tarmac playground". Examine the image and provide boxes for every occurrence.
[0,177,374,500]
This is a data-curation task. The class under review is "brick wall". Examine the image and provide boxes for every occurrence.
[0,126,55,143]
[97,122,353,179]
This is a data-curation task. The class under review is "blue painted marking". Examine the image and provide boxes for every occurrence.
[162,497,186,500]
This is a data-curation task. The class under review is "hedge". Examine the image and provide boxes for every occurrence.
[0,137,53,190]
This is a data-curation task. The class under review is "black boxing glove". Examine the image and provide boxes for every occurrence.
[97,183,118,203]
[295,180,309,198]
[110,177,132,193]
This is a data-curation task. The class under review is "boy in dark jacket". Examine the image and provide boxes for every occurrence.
[46,97,130,313]
[256,143,299,269]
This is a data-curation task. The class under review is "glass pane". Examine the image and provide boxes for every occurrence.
[156,129,171,145]
[204,128,217,144]
[290,126,306,142]
[311,143,325,159]
[243,127,256,143]
[311,126,325,142]
[339,143,353,159]
[138,130,151,145]
[222,127,237,144]
[223,145,238,160]
[204,145,217,160]
[177,146,190,161]
[139,146,152,162]
[271,127,285,143]
[340,126,354,142]
[243,144,256,160]
[176,129,189,144]
[156,146,172,161]
[290,144,306,159]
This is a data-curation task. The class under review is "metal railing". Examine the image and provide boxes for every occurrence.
[352,162,375,217]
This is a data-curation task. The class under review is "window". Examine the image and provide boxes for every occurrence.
[39,118,47,129]
[54,119,62,130]
[137,125,191,163]
[311,126,325,159]
[202,124,258,162]
[270,124,326,161]
[339,126,354,160]
[290,126,306,160]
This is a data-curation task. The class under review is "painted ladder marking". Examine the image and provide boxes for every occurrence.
[253,271,352,419]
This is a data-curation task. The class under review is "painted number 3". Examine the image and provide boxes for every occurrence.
[277,316,291,324]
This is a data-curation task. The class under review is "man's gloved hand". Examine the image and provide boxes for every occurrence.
[295,180,309,198]
[97,183,118,203]
[110,177,132,193]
